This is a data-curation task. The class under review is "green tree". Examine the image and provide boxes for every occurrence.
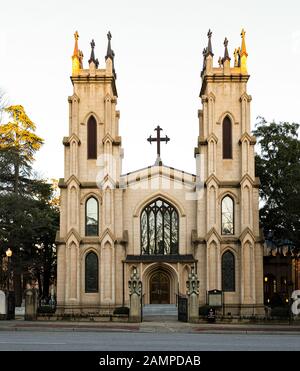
[254,117,300,247]
[0,105,43,195]
[0,104,59,304]
[0,185,59,301]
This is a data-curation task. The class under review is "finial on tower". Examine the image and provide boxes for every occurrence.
[79,50,84,69]
[218,56,223,67]
[240,28,248,57]
[206,29,214,57]
[105,31,116,78]
[223,37,231,62]
[73,31,79,54]
[106,31,114,60]
[72,31,81,75]
[89,39,99,68]
[240,28,248,74]
[233,48,240,67]
[202,47,207,71]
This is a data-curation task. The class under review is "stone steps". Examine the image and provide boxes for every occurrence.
[142,304,177,316]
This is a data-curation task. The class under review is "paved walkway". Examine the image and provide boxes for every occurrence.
[1,319,300,334]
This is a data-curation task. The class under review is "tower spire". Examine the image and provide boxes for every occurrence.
[105,31,116,78]
[73,31,79,57]
[202,47,207,72]
[240,29,248,74]
[88,39,99,68]
[223,37,231,62]
[105,31,114,60]
[207,29,214,57]
[72,31,81,75]
[240,29,248,57]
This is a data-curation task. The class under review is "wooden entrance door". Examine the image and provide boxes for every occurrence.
[150,271,170,304]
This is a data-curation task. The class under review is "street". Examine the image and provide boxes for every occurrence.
[0,331,299,351]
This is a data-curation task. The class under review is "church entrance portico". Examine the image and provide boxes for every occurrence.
[142,265,178,321]
[150,271,170,304]
[139,262,179,305]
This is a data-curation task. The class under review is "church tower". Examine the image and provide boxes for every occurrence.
[56,32,123,313]
[195,30,264,315]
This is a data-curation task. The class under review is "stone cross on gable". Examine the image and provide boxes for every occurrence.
[147,125,170,166]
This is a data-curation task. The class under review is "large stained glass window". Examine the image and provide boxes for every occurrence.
[141,199,179,255]
[86,197,99,236]
[221,196,234,235]
[222,251,235,291]
[85,252,98,293]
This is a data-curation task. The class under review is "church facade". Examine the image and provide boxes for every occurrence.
[56,30,264,317]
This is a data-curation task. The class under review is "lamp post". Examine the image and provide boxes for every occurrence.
[5,248,12,292]
[264,276,269,305]
[5,248,15,320]
[287,280,294,325]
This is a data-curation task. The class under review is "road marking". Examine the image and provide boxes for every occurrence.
[0,341,66,345]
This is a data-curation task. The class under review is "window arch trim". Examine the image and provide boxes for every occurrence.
[217,111,237,126]
[81,192,102,205]
[133,192,186,217]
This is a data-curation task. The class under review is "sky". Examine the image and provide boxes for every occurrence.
[1,0,300,179]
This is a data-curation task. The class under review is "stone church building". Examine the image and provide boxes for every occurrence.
[56,29,264,317]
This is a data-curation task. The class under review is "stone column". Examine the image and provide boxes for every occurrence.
[25,288,38,321]
[187,266,200,323]
[128,267,142,323]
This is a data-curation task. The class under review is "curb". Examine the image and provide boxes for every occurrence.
[0,325,300,335]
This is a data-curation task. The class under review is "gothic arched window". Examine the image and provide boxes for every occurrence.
[222,251,235,291]
[221,196,234,235]
[85,197,99,236]
[85,252,98,293]
[223,116,232,159]
[87,116,97,159]
[141,198,179,255]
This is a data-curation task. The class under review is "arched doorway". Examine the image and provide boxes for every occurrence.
[150,271,170,304]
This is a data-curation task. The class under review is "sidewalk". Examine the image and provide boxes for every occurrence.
[0,319,300,334]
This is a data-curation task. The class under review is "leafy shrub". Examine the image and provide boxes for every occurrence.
[113,306,129,315]
[271,306,290,318]
[37,305,56,314]
[199,305,211,316]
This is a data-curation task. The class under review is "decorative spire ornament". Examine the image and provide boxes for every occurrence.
[72,31,81,75]
[202,47,207,71]
[240,29,248,74]
[240,29,248,57]
[223,37,231,62]
[206,29,214,57]
[234,48,239,67]
[105,31,114,60]
[218,56,223,67]
[88,39,99,68]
